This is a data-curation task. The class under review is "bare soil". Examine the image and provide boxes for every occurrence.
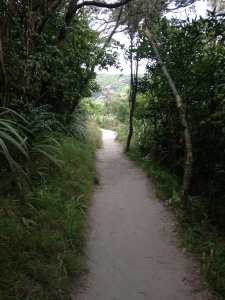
[71,129,212,300]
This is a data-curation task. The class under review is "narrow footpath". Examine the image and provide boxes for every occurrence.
[71,129,211,300]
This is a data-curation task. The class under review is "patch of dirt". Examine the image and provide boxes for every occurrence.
[71,129,213,300]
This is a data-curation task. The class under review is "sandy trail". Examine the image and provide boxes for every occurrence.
[71,129,209,300]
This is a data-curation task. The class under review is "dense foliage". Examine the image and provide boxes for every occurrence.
[0,1,118,115]
[134,12,225,227]
[0,0,119,188]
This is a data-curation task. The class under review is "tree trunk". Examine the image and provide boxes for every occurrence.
[59,0,79,41]
[126,39,138,152]
[0,0,17,107]
[126,85,136,152]
[145,28,193,204]
[36,0,64,35]
[0,38,6,107]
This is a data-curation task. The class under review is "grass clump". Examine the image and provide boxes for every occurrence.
[0,121,101,299]
[177,197,225,299]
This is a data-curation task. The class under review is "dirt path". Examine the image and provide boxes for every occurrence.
[71,129,210,300]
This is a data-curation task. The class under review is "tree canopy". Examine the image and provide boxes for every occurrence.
[0,0,223,199]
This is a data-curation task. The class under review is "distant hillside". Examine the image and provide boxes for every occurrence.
[96,74,130,94]
[90,74,130,102]
[90,73,143,102]
[94,88,117,103]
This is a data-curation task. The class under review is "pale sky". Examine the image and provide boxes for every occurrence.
[98,0,210,75]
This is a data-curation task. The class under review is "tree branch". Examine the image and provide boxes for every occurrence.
[0,0,17,38]
[105,5,123,44]
[59,0,134,41]
[76,0,133,10]
[35,0,65,35]
[59,0,79,41]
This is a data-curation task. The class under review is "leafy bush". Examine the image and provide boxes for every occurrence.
[21,103,65,135]
[0,108,63,191]
[136,14,225,228]
[21,103,87,141]
[0,108,35,189]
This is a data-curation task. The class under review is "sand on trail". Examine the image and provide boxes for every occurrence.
[71,129,210,300]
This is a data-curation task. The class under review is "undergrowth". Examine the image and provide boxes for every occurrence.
[0,122,101,299]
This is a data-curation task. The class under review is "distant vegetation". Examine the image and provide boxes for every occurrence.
[90,74,131,100]
[90,74,145,102]
[95,74,130,94]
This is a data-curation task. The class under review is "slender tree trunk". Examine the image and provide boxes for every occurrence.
[0,0,17,107]
[126,39,138,152]
[126,84,135,151]
[145,28,193,204]
[0,38,6,107]
[69,98,80,114]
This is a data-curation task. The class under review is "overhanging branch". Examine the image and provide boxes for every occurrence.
[76,0,133,9]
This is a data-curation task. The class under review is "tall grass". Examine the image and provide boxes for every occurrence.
[0,109,34,188]
[0,107,65,192]
[0,105,90,192]
[0,121,101,299]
